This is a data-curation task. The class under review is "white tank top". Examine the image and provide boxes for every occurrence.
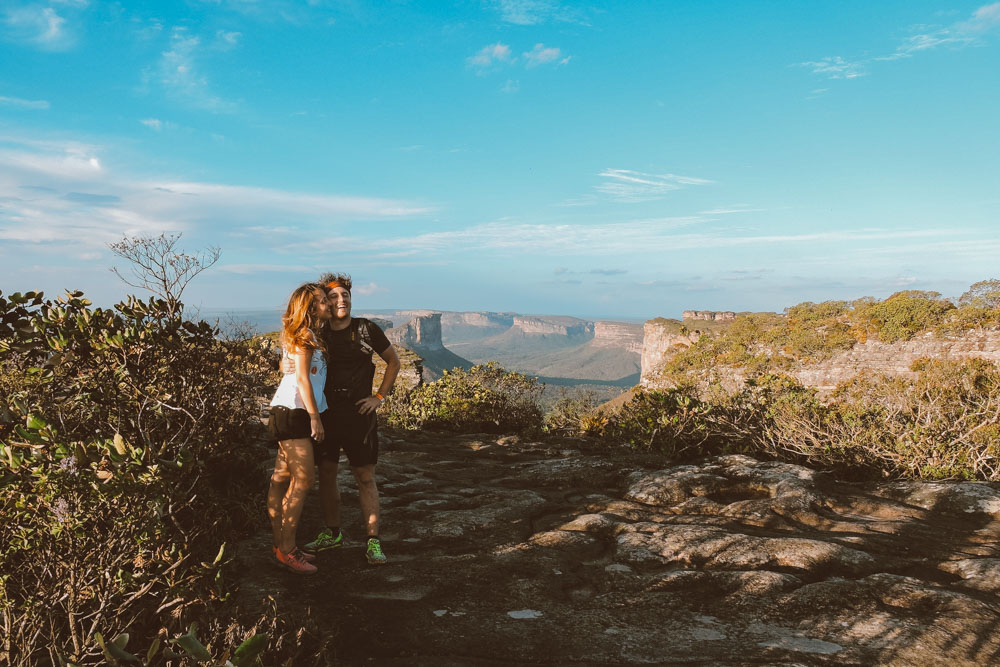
[270,333,328,413]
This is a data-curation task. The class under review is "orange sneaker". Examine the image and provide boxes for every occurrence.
[275,547,318,574]
[274,546,315,562]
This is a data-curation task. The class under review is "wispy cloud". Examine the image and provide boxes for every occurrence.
[0,135,434,246]
[140,118,175,131]
[798,56,866,80]
[492,0,558,25]
[0,95,50,110]
[595,169,713,203]
[354,282,386,296]
[356,220,952,260]
[216,30,242,47]
[523,43,570,67]
[467,42,513,71]
[157,28,236,112]
[802,3,1000,77]
[879,4,1000,60]
[501,79,520,93]
[2,5,73,51]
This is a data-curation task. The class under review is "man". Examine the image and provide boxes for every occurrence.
[291,272,400,565]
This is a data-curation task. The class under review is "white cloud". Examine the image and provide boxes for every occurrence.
[467,42,513,71]
[365,221,952,259]
[0,95,50,110]
[501,79,520,93]
[699,206,766,215]
[218,263,306,274]
[798,56,867,79]
[523,43,570,67]
[595,169,713,203]
[353,282,385,296]
[878,3,1000,61]
[2,5,72,51]
[158,28,236,112]
[140,118,163,131]
[216,30,242,46]
[0,135,435,247]
[493,0,557,25]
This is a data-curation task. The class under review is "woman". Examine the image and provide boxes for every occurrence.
[267,283,331,574]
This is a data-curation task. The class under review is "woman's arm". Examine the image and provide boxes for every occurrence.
[293,347,325,441]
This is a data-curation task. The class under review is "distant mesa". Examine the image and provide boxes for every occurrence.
[682,310,736,322]
[593,321,643,355]
[386,312,472,382]
[387,312,444,351]
[513,315,592,337]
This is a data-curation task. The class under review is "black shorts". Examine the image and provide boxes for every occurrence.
[314,400,379,467]
[268,406,324,442]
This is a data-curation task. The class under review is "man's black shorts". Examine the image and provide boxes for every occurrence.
[268,406,323,442]
[314,400,379,467]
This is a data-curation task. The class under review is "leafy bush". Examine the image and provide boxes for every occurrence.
[384,362,543,434]
[542,389,600,435]
[850,290,955,343]
[0,289,289,665]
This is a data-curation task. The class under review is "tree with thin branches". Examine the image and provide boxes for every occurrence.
[108,233,221,317]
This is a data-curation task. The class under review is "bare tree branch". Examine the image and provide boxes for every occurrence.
[108,233,221,317]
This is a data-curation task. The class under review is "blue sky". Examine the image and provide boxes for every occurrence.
[1,1,999,319]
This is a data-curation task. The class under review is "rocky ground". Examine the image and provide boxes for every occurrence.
[234,432,1000,666]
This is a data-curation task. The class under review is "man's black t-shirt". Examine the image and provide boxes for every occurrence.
[320,318,391,401]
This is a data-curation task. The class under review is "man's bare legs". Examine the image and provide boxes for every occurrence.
[318,458,341,528]
[352,464,380,537]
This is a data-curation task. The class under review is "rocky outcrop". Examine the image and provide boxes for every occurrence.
[386,312,472,382]
[683,310,736,321]
[513,315,593,337]
[794,330,1000,392]
[641,319,1000,392]
[592,321,643,354]
[238,438,1000,665]
[640,319,701,386]
[367,316,393,332]
[387,313,444,351]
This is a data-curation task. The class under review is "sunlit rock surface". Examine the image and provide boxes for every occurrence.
[237,438,1000,665]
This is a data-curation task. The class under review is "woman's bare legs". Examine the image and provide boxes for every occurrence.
[267,448,290,549]
[268,437,315,554]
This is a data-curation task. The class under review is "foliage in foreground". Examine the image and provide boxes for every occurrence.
[0,289,320,665]
[383,361,543,434]
[589,358,1000,481]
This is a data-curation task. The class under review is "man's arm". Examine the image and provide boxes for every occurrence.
[356,344,400,415]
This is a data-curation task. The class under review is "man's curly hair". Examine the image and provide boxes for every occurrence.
[318,272,352,292]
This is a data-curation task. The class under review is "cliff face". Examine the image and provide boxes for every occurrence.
[387,312,444,351]
[440,311,515,329]
[592,321,643,354]
[640,320,701,386]
[641,319,1000,392]
[793,331,1000,392]
[513,316,593,337]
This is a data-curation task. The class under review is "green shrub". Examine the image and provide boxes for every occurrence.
[0,289,284,665]
[850,290,955,343]
[384,362,542,434]
[542,389,600,435]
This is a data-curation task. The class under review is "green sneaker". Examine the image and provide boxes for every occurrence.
[304,528,343,553]
[366,537,387,566]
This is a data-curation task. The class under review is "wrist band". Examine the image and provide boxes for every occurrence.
[375,393,385,401]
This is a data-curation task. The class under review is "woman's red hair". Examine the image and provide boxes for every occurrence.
[280,283,327,355]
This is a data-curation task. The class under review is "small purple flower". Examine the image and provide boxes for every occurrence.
[52,498,71,524]
[58,456,78,475]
